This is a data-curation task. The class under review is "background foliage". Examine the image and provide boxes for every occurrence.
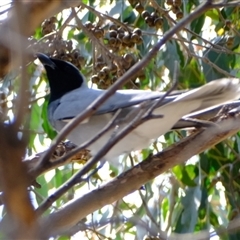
[0,0,240,239]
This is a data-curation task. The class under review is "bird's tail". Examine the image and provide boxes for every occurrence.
[174,78,240,112]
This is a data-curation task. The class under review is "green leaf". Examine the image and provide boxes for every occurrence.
[57,236,71,240]
[209,208,219,226]
[190,14,205,35]
[35,175,49,204]
[202,38,232,81]
[29,102,42,151]
[175,41,185,68]
[173,165,197,187]
[163,41,181,79]
[161,198,169,220]
[41,96,57,139]
[179,186,202,233]
[205,9,219,21]
[181,58,204,88]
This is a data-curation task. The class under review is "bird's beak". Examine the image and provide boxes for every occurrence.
[36,53,56,69]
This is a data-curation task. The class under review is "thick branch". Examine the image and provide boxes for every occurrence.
[0,124,36,238]
[40,114,240,236]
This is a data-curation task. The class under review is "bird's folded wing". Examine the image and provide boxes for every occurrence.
[53,78,240,122]
[53,88,175,120]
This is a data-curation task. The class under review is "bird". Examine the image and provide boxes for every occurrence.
[37,53,240,163]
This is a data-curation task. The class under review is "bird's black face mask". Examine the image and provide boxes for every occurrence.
[37,53,84,103]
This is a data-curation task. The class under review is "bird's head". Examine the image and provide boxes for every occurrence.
[37,53,85,103]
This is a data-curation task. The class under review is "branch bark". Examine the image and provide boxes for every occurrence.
[39,114,240,236]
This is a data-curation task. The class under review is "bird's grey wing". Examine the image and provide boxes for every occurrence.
[93,89,177,115]
[52,87,176,120]
[109,78,240,116]
[52,78,240,122]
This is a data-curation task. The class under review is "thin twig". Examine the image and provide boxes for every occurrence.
[80,2,131,32]
[39,108,123,172]
[192,54,235,78]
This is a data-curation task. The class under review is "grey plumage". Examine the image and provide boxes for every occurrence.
[37,53,240,162]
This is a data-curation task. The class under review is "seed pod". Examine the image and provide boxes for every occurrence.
[122,33,131,44]
[108,37,117,47]
[117,32,124,39]
[98,70,106,79]
[226,36,234,48]
[94,29,104,38]
[124,53,135,63]
[115,37,122,47]
[172,5,180,14]
[109,30,117,38]
[133,28,142,36]
[98,81,108,89]
[72,49,80,59]
[136,36,143,45]
[110,64,118,73]
[91,75,100,84]
[138,70,146,81]
[50,16,57,23]
[151,12,159,18]
[135,3,144,13]
[42,26,52,35]
[109,23,118,31]
[102,66,110,74]
[127,42,135,48]
[0,92,6,100]
[118,27,125,34]
[176,11,183,19]
[173,0,182,7]
[130,33,140,43]
[112,76,118,82]
[166,0,173,5]
[225,20,232,29]
[122,60,131,70]
[226,41,234,48]
[117,69,125,77]
[141,10,150,19]
[85,21,93,29]
[105,77,112,86]
[154,17,164,29]
[95,62,105,71]
[145,16,155,27]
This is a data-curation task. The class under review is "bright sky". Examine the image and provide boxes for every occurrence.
[0,0,11,20]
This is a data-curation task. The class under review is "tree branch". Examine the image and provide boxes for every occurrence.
[40,113,240,236]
